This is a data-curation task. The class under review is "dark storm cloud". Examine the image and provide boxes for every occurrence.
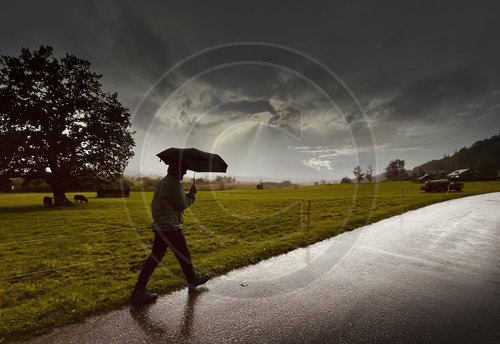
[2,0,500,175]
[0,0,174,98]
[383,68,496,122]
[4,0,498,117]
[218,100,276,115]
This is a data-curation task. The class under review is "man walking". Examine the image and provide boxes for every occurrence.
[130,162,209,306]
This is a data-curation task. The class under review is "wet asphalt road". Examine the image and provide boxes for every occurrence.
[22,193,500,344]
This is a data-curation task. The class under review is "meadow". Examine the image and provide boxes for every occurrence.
[1,181,499,341]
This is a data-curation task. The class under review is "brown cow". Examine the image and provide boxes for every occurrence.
[43,196,53,207]
[74,195,88,203]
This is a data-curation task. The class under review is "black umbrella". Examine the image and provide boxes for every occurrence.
[157,147,228,173]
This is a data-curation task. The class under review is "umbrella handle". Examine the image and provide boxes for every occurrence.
[193,172,196,186]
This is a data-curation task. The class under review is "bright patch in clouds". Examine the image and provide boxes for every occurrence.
[302,157,333,171]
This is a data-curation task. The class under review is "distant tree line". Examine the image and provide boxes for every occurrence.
[257,180,298,189]
[122,175,239,192]
[2,176,107,193]
[214,176,236,184]
[412,133,500,180]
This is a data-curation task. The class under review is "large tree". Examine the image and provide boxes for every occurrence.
[385,159,406,181]
[0,46,135,205]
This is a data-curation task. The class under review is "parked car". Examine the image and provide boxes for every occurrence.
[420,179,463,192]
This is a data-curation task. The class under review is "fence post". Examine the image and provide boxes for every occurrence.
[307,200,311,232]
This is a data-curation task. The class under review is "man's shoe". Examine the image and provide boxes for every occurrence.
[187,274,210,290]
[130,291,158,307]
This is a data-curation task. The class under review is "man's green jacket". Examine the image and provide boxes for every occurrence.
[151,174,195,231]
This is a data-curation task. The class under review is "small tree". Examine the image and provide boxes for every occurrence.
[353,165,365,182]
[340,176,352,184]
[365,165,374,182]
[0,46,135,205]
[385,159,406,181]
[320,179,326,185]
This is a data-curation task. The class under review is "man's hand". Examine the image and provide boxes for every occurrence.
[190,184,197,195]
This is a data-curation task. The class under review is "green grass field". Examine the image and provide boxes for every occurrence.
[1,181,499,341]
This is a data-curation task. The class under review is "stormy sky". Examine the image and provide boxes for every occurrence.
[1,1,499,181]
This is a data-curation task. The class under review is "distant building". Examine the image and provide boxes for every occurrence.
[418,174,433,183]
[423,170,449,179]
[447,168,474,181]
[97,181,130,198]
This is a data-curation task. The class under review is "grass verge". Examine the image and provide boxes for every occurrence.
[1,181,499,342]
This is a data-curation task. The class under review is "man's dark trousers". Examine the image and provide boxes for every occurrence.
[134,229,196,291]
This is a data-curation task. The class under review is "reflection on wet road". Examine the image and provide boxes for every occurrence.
[129,288,208,343]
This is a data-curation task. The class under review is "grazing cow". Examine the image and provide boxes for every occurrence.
[74,195,89,203]
[43,196,53,207]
